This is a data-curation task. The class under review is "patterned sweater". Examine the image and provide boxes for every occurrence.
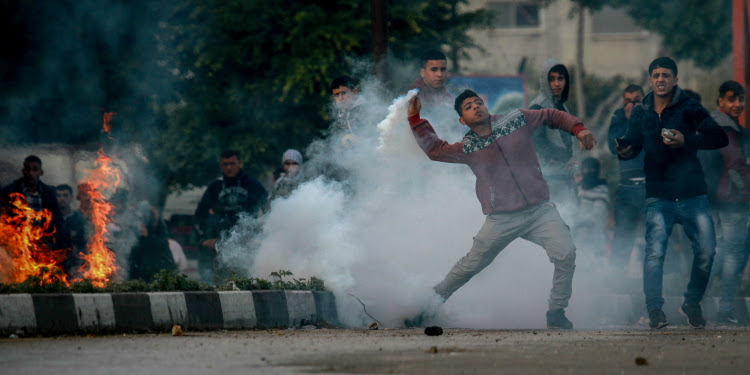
[409,108,585,214]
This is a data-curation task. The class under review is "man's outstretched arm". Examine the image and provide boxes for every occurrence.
[407,97,467,164]
[519,108,596,150]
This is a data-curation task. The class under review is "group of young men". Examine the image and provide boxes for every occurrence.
[347,51,746,330]
[5,49,747,330]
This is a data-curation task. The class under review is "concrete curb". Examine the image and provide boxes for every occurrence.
[0,290,337,335]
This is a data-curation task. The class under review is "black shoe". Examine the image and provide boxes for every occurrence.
[715,311,741,326]
[546,309,573,329]
[679,302,705,328]
[648,308,669,329]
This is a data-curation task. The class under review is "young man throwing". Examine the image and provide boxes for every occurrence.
[407,89,596,329]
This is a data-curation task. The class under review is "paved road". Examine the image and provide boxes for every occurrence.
[1,327,748,374]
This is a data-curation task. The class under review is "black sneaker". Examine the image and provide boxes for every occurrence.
[648,308,669,329]
[679,302,705,328]
[715,311,741,326]
[546,309,573,329]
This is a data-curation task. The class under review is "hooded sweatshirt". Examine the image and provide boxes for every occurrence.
[619,86,728,200]
[529,58,573,178]
[409,108,586,214]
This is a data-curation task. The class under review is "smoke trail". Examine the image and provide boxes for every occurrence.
[219,71,623,329]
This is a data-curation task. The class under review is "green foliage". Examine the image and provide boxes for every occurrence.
[537,0,731,69]
[268,269,327,291]
[389,0,492,71]
[613,0,731,69]
[0,268,324,293]
[148,269,213,291]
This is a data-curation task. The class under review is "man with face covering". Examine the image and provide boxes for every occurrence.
[268,149,304,205]
[529,59,578,218]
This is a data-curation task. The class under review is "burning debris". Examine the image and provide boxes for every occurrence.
[0,193,68,285]
[0,112,122,287]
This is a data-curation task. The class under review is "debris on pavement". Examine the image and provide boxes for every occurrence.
[427,346,438,354]
[368,322,379,330]
[171,325,183,336]
[424,326,443,336]
[635,357,648,366]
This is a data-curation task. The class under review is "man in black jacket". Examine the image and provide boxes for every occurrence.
[195,150,267,279]
[617,57,728,329]
[1,155,67,250]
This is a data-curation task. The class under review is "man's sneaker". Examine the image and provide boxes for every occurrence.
[546,309,573,329]
[679,302,706,328]
[715,311,741,326]
[648,308,669,329]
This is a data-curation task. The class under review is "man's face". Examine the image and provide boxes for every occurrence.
[649,67,678,98]
[56,189,73,208]
[420,60,447,90]
[220,156,242,178]
[22,161,43,187]
[332,86,357,106]
[623,90,643,119]
[458,96,489,128]
[718,90,745,120]
[548,72,566,99]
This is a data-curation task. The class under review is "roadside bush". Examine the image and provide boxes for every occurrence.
[0,269,326,293]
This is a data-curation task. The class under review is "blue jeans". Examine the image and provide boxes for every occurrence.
[611,184,646,268]
[714,207,750,313]
[643,195,716,312]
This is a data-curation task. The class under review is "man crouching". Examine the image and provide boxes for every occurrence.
[406,90,596,329]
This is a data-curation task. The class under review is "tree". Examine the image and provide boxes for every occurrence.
[388,0,492,73]
[613,0,731,69]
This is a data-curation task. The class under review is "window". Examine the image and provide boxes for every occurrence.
[488,1,541,29]
[592,6,643,34]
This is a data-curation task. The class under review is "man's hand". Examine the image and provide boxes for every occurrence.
[662,129,684,148]
[576,129,597,150]
[201,238,218,250]
[408,96,421,118]
[615,137,633,158]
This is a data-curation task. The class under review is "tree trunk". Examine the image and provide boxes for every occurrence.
[575,3,586,121]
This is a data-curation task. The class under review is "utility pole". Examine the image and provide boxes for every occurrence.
[371,0,389,83]
[733,0,749,126]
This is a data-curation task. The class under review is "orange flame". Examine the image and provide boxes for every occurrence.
[0,193,69,285]
[102,111,116,139]
[77,113,122,287]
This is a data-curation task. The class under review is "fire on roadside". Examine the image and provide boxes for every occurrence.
[0,193,69,285]
[77,112,121,287]
[0,112,123,287]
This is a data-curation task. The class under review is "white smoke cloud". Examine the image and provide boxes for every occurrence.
[217,75,621,329]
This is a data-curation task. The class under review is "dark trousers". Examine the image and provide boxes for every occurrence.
[610,184,646,268]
